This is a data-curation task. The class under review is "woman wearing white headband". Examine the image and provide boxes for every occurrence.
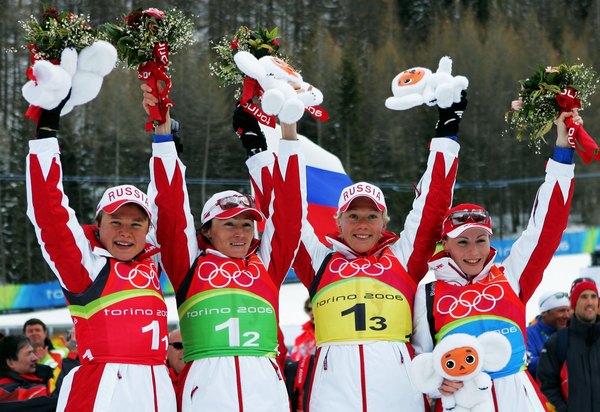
[143,85,303,412]
[411,110,581,411]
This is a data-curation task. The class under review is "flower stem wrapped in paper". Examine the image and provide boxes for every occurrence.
[506,63,600,163]
[102,8,195,131]
[20,6,117,124]
[209,26,326,126]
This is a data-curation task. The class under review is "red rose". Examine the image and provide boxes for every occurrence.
[143,8,165,19]
[125,9,144,27]
[43,7,60,21]
[231,39,239,49]
[272,39,279,46]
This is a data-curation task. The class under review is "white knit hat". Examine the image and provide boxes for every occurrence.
[538,290,570,313]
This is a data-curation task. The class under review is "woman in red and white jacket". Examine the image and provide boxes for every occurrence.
[411,110,580,411]
[250,96,466,412]
[144,87,304,411]
[26,104,175,411]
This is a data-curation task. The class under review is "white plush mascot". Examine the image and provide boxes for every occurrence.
[385,56,468,110]
[22,40,118,115]
[410,332,511,412]
[234,50,323,123]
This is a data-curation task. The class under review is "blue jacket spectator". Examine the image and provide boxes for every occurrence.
[526,290,570,377]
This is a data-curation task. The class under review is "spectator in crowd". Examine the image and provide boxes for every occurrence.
[288,298,317,412]
[290,298,316,362]
[538,278,600,412]
[0,335,57,411]
[54,328,80,396]
[23,318,68,370]
[166,329,185,389]
[526,290,571,377]
[23,318,68,393]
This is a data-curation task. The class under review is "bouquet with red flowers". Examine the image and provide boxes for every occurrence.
[21,7,96,61]
[103,8,195,130]
[506,63,599,163]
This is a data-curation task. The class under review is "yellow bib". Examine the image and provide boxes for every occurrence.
[313,277,412,344]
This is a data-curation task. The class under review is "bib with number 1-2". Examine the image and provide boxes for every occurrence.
[178,289,278,361]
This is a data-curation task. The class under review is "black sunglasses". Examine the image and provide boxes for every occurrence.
[540,292,569,308]
[169,342,183,350]
[571,277,596,289]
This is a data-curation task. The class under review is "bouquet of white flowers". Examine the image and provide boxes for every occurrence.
[103,7,195,130]
[506,63,599,162]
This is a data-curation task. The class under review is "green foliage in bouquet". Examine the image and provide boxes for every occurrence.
[20,5,97,61]
[209,26,283,97]
[102,7,195,69]
[505,63,599,151]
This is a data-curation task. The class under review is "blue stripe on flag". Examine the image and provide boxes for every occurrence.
[306,166,353,207]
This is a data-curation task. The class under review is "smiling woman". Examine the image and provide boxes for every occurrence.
[96,203,150,262]
[26,101,175,410]
[145,84,303,411]
[411,110,581,412]
[250,95,465,411]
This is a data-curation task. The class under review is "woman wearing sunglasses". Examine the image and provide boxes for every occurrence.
[143,86,303,411]
[411,110,581,411]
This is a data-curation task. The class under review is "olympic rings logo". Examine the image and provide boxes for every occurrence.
[436,284,504,319]
[114,262,160,290]
[197,260,261,288]
[329,256,393,278]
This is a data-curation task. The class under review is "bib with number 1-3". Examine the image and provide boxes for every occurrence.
[312,250,416,344]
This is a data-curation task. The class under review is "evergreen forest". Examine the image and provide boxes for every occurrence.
[1,0,600,284]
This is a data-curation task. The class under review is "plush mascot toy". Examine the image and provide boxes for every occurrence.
[22,40,118,118]
[385,56,468,110]
[410,332,511,412]
[234,50,323,124]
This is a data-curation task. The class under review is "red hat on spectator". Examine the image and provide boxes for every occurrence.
[570,277,599,309]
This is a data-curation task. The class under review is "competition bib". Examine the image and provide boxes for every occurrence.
[313,277,412,344]
[178,289,278,361]
[433,267,527,378]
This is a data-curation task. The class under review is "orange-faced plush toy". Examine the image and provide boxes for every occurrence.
[410,332,511,412]
[384,56,468,111]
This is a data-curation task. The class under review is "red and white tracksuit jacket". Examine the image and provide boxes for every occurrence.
[26,138,175,412]
[147,140,303,412]
[412,157,575,412]
[255,137,460,412]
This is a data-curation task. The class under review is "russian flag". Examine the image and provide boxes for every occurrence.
[261,125,352,244]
